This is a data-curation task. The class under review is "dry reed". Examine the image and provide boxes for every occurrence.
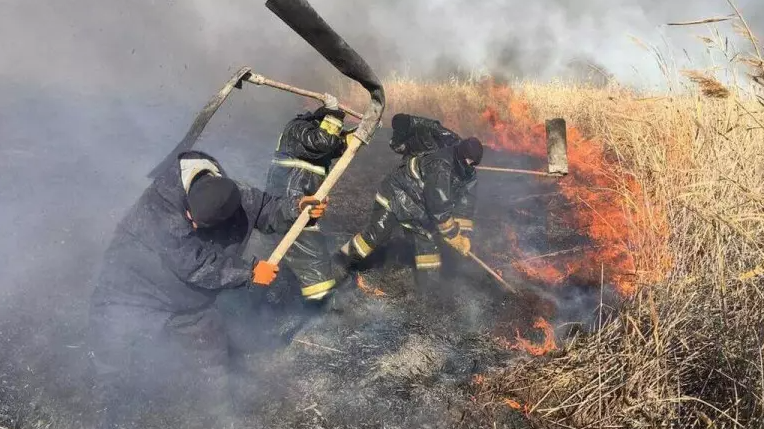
[333,4,764,427]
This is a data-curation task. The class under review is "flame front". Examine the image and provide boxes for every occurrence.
[512,317,557,356]
[441,80,670,297]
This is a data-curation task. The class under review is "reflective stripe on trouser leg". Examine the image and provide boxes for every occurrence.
[411,231,441,271]
[343,200,397,261]
[302,279,336,300]
[275,227,335,299]
[415,254,441,270]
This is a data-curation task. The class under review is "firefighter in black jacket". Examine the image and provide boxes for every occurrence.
[265,94,348,301]
[339,131,483,283]
[87,150,326,427]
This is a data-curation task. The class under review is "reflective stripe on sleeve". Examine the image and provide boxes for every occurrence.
[455,218,474,232]
[375,193,391,211]
[271,158,327,176]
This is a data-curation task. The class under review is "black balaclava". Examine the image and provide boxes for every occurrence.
[390,113,413,154]
[187,175,242,228]
[456,137,484,166]
[391,113,413,142]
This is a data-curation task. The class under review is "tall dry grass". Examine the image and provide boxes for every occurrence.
[335,6,764,428]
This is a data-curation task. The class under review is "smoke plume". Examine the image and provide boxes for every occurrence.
[0,0,762,427]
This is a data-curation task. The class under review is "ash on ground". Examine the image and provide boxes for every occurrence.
[1,129,608,429]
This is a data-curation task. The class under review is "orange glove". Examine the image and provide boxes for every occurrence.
[298,195,328,219]
[252,261,279,286]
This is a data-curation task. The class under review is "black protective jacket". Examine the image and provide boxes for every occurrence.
[379,144,477,238]
[391,115,462,157]
[265,112,346,200]
[90,151,298,314]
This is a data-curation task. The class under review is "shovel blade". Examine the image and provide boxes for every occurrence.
[545,118,569,176]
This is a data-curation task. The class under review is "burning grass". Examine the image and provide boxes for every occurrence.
[336,7,764,428]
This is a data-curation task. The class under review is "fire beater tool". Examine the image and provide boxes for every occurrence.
[476,118,569,177]
[467,250,561,305]
[262,0,385,266]
[467,251,519,294]
[244,73,363,120]
[147,0,385,268]
[146,69,364,179]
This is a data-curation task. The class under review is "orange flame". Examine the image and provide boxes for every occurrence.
[356,275,386,297]
[512,317,557,356]
[504,398,532,414]
[440,79,670,297]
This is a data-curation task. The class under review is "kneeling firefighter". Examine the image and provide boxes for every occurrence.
[87,150,327,427]
[339,113,483,285]
[265,94,349,301]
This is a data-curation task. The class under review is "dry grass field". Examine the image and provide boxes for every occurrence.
[334,10,764,428]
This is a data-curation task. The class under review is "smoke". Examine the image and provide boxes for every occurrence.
[1,0,763,426]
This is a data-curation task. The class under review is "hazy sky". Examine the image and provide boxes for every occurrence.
[0,0,761,95]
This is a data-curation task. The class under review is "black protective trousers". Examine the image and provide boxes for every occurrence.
[343,200,443,283]
[268,223,336,299]
[87,303,233,428]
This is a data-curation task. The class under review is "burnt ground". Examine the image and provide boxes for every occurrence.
[0,127,607,429]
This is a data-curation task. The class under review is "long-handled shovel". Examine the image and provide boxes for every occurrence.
[477,118,569,177]
[262,0,385,266]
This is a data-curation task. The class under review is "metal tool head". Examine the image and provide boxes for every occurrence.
[545,118,569,176]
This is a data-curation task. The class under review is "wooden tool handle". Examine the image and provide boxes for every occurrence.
[468,251,519,294]
[245,74,363,120]
[476,166,563,177]
[267,134,365,264]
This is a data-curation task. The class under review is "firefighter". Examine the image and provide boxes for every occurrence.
[339,125,483,285]
[87,150,327,427]
[264,94,349,302]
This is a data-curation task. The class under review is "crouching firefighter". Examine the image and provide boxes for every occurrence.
[265,94,349,302]
[340,129,483,286]
[87,150,327,427]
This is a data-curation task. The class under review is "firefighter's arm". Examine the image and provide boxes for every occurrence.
[423,162,471,255]
[162,233,254,290]
[453,178,477,238]
[286,112,346,159]
[237,183,299,235]
[422,162,456,234]
[238,183,327,234]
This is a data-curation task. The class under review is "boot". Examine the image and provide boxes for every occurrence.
[326,275,369,314]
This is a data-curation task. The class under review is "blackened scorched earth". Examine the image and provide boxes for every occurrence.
[2,127,584,429]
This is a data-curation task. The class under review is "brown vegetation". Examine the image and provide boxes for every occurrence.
[335,7,764,428]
